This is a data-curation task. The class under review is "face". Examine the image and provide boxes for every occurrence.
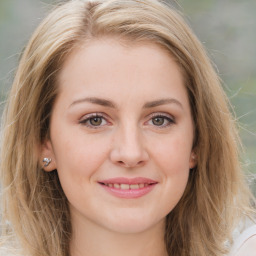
[41,38,196,234]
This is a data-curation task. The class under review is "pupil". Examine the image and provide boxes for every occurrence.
[153,117,164,126]
[90,117,102,126]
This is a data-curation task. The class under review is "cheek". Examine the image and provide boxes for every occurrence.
[53,133,111,183]
[53,136,111,209]
[152,134,193,172]
[150,134,191,208]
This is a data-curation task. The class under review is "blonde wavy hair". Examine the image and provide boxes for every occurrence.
[1,0,255,256]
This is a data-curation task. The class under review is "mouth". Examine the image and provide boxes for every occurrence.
[99,182,155,189]
[98,177,158,199]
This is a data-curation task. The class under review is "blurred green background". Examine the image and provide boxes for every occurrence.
[0,0,255,193]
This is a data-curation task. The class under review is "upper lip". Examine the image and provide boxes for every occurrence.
[98,177,158,185]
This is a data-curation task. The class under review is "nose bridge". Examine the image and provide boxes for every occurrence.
[122,124,141,152]
[110,121,148,167]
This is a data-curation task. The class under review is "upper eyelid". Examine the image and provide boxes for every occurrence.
[80,112,107,120]
[147,112,175,120]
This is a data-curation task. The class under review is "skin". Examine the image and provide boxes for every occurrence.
[41,38,196,256]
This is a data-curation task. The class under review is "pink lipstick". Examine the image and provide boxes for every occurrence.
[98,177,158,199]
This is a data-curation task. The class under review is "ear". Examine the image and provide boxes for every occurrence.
[189,151,197,169]
[40,139,57,172]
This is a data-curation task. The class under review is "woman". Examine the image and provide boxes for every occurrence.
[1,0,255,255]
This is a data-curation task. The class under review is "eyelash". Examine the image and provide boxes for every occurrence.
[79,112,175,129]
[146,113,175,128]
[79,113,109,129]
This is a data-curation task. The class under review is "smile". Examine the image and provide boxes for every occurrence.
[98,177,158,199]
[102,183,150,189]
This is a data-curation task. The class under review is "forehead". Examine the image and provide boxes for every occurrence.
[56,37,189,110]
[59,36,181,78]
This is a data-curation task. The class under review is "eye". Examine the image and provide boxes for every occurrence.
[146,113,175,128]
[152,116,165,126]
[90,116,103,126]
[79,113,109,128]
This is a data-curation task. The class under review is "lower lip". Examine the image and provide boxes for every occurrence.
[99,183,157,199]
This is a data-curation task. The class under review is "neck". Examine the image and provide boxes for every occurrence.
[70,212,168,256]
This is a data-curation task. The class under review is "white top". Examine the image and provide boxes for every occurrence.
[229,224,256,255]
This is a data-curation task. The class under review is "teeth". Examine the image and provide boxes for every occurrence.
[130,184,139,189]
[120,184,129,190]
[105,183,150,189]
[114,183,120,189]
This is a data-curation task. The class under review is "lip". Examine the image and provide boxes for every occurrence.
[98,177,158,199]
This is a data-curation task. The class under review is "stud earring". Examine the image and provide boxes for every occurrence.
[191,153,196,160]
[43,157,52,167]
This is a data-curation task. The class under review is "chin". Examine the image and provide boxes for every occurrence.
[103,214,165,234]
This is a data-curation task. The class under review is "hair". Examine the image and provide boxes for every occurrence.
[0,0,255,256]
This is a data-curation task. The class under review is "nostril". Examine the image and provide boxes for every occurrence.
[116,160,145,168]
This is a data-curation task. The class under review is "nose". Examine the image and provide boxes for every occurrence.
[109,125,149,168]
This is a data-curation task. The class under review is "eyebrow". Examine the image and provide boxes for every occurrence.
[143,98,183,109]
[69,97,183,109]
[70,97,117,108]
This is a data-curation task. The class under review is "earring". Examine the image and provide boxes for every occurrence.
[43,157,52,167]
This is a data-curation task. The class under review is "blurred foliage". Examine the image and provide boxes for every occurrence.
[0,0,255,179]
[179,0,256,176]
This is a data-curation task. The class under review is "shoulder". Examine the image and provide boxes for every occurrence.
[230,224,256,256]
[234,235,256,256]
